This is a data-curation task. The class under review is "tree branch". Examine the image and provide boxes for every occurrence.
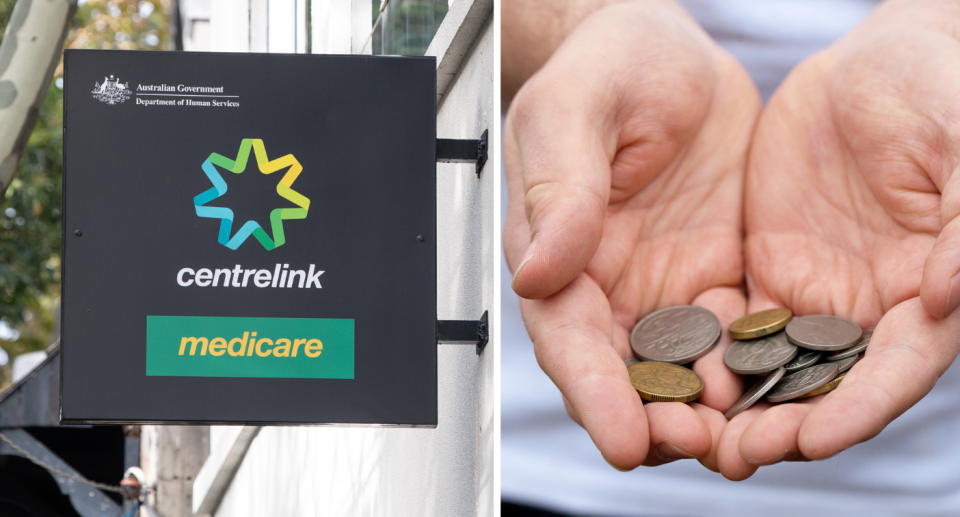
[0,0,76,195]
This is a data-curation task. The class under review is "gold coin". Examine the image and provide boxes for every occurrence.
[797,372,846,399]
[729,308,793,340]
[628,362,703,403]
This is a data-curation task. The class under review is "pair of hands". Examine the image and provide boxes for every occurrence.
[503,0,960,480]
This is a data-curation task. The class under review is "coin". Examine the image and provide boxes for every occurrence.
[628,362,704,403]
[630,306,721,364]
[728,308,793,340]
[785,315,862,351]
[723,331,798,375]
[832,353,860,373]
[724,367,785,420]
[826,330,872,361]
[625,357,640,367]
[765,362,839,403]
[784,349,821,373]
[798,372,847,399]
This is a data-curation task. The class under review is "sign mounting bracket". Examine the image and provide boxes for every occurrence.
[437,311,489,353]
[436,129,488,178]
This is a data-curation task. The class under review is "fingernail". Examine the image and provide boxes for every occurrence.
[655,442,698,461]
[511,233,539,288]
[603,457,631,472]
[746,450,786,466]
[946,273,960,317]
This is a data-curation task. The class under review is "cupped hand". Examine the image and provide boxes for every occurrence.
[503,0,761,470]
[724,0,960,480]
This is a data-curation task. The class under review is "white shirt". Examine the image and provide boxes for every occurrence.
[502,1,960,515]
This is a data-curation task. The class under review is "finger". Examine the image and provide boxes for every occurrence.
[567,359,716,469]
[716,403,768,481]
[921,216,960,319]
[796,297,960,459]
[503,64,610,299]
[738,400,816,466]
[502,124,534,273]
[691,287,747,411]
[914,43,960,320]
[691,402,727,472]
[641,402,713,467]
[523,273,649,469]
[743,293,783,314]
[573,386,717,470]
[562,394,583,427]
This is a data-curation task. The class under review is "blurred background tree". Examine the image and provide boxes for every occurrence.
[0,0,170,388]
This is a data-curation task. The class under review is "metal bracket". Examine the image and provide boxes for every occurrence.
[436,129,488,178]
[437,311,489,353]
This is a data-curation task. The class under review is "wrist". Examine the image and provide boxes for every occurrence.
[503,0,695,101]
[850,0,960,39]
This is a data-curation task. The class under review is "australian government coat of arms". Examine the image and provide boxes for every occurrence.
[91,75,132,105]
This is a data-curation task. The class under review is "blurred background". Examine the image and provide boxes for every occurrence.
[0,3,172,516]
[0,0,171,392]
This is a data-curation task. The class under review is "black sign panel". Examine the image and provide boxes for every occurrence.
[62,50,437,426]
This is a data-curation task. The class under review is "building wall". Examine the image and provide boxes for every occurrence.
[203,9,495,517]
[435,13,496,517]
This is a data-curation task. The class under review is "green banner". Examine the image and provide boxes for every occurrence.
[146,315,354,379]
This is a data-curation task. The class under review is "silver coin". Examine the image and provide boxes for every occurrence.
[785,315,862,351]
[826,330,872,361]
[723,331,797,375]
[625,357,640,367]
[833,353,860,373]
[630,306,721,364]
[724,367,785,420]
[766,362,839,403]
[784,349,821,373]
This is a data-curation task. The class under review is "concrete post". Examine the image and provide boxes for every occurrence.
[141,426,210,517]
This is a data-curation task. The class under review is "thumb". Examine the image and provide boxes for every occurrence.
[920,151,960,320]
[921,152,960,319]
[921,203,960,320]
[504,65,610,300]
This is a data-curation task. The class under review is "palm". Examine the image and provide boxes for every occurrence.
[569,120,752,415]
[585,129,747,340]
[562,102,752,405]
[726,12,960,479]
[504,2,760,469]
[745,31,954,318]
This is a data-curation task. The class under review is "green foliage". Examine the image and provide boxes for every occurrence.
[72,0,169,51]
[0,0,168,380]
[0,74,62,355]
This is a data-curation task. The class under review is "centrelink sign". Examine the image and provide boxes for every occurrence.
[62,50,437,426]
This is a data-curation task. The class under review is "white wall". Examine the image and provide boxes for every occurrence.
[200,3,495,516]
[180,0,211,52]
[435,13,495,517]
[209,0,308,53]
[310,0,351,53]
[209,0,249,52]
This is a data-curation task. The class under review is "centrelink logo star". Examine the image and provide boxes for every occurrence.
[194,139,310,250]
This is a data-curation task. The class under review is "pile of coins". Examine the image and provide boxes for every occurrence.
[627,306,870,420]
